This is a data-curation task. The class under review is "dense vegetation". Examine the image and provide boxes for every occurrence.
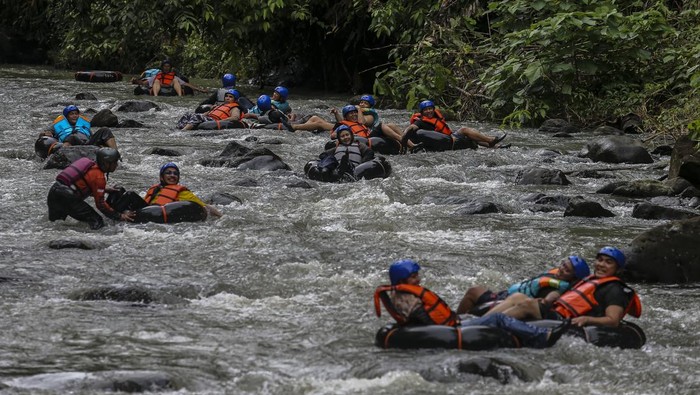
[1,0,699,139]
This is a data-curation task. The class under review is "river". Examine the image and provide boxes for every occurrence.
[0,65,698,394]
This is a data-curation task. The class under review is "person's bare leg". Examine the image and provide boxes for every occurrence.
[173,79,183,96]
[484,293,530,315]
[292,116,334,132]
[152,80,161,96]
[105,137,117,149]
[456,285,489,315]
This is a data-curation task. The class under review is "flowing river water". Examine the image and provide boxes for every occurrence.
[0,66,698,394]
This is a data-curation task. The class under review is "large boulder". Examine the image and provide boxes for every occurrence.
[201,146,291,171]
[585,136,653,164]
[515,168,571,185]
[564,200,615,217]
[90,109,119,127]
[631,203,699,220]
[117,100,159,112]
[623,216,700,283]
[668,134,700,188]
[597,179,674,198]
[43,145,98,169]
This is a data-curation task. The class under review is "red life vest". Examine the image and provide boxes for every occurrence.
[339,120,371,139]
[552,275,642,319]
[155,71,176,86]
[409,109,452,135]
[208,102,240,121]
[144,184,188,206]
[374,284,459,327]
[55,157,96,187]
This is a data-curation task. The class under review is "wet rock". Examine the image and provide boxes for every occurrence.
[48,239,101,250]
[423,196,476,205]
[208,192,243,205]
[624,216,700,283]
[564,200,615,217]
[203,147,291,171]
[90,109,118,127]
[457,357,544,384]
[669,134,700,188]
[534,194,573,207]
[515,168,571,185]
[2,371,175,392]
[597,179,673,198]
[607,113,643,134]
[68,285,154,303]
[144,147,182,156]
[75,92,98,100]
[586,135,653,164]
[117,119,146,128]
[244,136,259,143]
[552,132,572,138]
[117,100,159,112]
[539,119,580,134]
[44,145,98,169]
[287,180,313,189]
[652,145,673,156]
[632,203,699,220]
[593,125,625,136]
[454,201,501,215]
[219,141,252,157]
[570,169,615,179]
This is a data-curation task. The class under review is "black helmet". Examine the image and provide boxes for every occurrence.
[34,136,61,159]
[96,147,121,172]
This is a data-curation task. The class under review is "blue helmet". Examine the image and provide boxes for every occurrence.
[334,124,353,141]
[342,104,358,117]
[419,100,435,112]
[389,259,421,285]
[568,255,590,279]
[274,86,289,100]
[161,59,172,67]
[359,94,376,107]
[597,246,626,268]
[257,94,272,112]
[159,162,179,177]
[222,73,236,88]
[225,89,240,100]
[63,105,79,117]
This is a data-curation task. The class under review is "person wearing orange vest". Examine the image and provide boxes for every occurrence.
[484,247,642,328]
[143,162,222,218]
[401,100,507,151]
[176,89,243,130]
[455,255,590,315]
[47,148,135,229]
[374,259,571,348]
[152,60,184,96]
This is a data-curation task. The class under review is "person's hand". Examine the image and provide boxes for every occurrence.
[330,107,339,115]
[120,210,135,222]
[571,316,590,327]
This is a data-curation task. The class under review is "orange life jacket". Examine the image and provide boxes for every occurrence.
[208,102,240,121]
[155,71,176,86]
[144,184,188,206]
[552,275,642,319]
[409,109,452,135]
[339,120,371,139]
[374,284,459,327]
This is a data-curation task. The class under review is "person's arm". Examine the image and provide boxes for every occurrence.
[330,107,343,122]
[360,144,375,162]
[89,170,133,222]
[572,305,624,327]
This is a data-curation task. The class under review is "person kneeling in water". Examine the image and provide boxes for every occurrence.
[374,259,571,348]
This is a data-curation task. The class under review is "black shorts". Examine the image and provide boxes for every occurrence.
[539,302,564,320]
[475,289,509,306]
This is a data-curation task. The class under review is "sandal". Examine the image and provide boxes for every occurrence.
[489,132,507,147]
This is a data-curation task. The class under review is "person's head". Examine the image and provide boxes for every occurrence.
[389,259,421,285]
[257,94,272,112]
[161,59,172,71]
[96,147,121,173]
[222,73,236,88]
[419,100,435,117]
[335,125,353,145]
[342,104,358,120]
[35,136,61,159]
[556,255,590,281]
[273,86,288,101]
[359,94,375,108]
[159,162,180,185]
[224,89,240,102]
[595,246,626,276]
[63,105,80,123]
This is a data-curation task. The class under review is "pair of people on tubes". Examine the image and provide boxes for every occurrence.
[375,246,641,348]
[47,148,221,229]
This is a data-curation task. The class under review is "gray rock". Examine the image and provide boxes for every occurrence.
[515,168,571,185]
[564,200,615,217]
[539,119,580,134]
[632,203,699,220]
[144,147,182,156]
[457,357,545,384]
[117,100,159,112]
[586,135,653,164]
[44,145,98,169]
[90,109,118,127]
[75,92,98,100]
[669,134,700,188]
[208,192,243,205]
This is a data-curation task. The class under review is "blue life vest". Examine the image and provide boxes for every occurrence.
[143,68,160,78]
[52,115,91,142]
[271,100,291,114]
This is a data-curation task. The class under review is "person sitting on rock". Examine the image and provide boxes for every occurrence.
[39,105,117,149]
[374,259,571,348]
